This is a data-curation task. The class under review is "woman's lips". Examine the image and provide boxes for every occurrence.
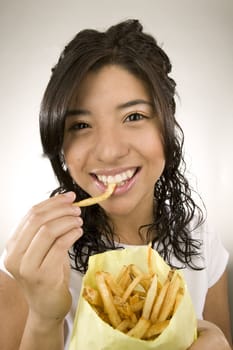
[93,167,140,196]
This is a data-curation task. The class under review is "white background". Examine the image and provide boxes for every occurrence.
[0,0,232,333]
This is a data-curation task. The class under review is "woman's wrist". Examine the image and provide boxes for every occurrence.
[19,310,65,350]
[26,309,64,334]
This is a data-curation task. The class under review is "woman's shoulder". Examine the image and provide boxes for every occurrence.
[187,218,229,286]
[190,219,228,257]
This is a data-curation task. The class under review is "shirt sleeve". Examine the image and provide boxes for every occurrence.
[0,249,14,278]
[204,225,229,288]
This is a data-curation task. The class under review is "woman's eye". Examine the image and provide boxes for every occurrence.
[68,122,89,131]
[125,112,146,122]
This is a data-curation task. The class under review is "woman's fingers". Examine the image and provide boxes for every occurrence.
[20,215,83,272]
[40,227,83,278]
[5,192,80,276]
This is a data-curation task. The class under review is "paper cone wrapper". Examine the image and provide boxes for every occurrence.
[68,246,197,350]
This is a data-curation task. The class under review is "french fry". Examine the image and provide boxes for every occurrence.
[114,298,137,323]
[117,265,132,290]
[83,286,103,307]
[104,272,124,297]
[130,295,145,313]
[116,319,136,332]
[122,275,142,302]
[116,265,128,283]
[127,317,151,338]
[150,277,170,323]
[142,273,158,320]
[144,320,170,339]
[157,272,181,322]
[131,290,147,298]
[129,293,140,305]
[95,272,121,327]
[147,243,154,276]
[130,264,151,291]
[130,300,145,313]
[73,183,116,207]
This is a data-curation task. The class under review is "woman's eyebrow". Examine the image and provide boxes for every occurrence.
[65,108,91,118]
[116,99,153,110]
[65,99,153,118]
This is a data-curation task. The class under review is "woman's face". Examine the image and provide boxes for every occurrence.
[63,65,165,217]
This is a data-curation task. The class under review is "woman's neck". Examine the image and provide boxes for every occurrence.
[110,204,156,246]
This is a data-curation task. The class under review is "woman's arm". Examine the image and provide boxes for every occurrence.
[189,319,232,349]
[19,311,65,350]
[0,271,28,349]
[0,271,64,350]
[0,191,83,350]
[203,269,232,346]
[189,269,232,349]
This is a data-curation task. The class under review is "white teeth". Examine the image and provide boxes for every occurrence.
[102,175,107,183]
[96,169,135,185]
[108,175,115,184]
[115,174,122,183]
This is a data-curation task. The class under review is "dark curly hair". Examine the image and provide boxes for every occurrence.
[39,19,205,273]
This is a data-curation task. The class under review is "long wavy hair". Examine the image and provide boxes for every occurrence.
[39,19,205,273]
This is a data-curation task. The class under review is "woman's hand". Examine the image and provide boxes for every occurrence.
[188,320,232,349]
[4,192,83,324]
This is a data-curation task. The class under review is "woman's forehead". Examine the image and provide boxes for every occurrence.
[68,64,155,110]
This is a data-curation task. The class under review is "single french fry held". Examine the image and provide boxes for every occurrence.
[73,183,116,207]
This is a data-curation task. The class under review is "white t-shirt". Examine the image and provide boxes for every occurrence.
[0,221,229,350]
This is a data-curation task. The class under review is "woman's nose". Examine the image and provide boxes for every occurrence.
[93,128,129,163]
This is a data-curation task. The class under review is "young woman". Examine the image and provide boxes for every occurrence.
[0,19,232,349]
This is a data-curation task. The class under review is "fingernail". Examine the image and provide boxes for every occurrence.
[76,217,83,226]
[73,206,81,215]
[78,227,83,236]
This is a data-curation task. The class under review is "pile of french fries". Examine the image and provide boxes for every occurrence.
[83,246,183,340]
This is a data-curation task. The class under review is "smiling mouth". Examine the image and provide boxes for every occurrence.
[93,168,139,186]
